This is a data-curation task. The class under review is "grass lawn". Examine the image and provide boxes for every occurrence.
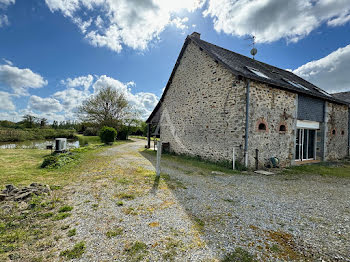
[0,139,130,261]
[142,149,240,175]
[283,160,350,178]
[0,140,129,188]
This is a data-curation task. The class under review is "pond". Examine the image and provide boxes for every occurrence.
[0,140,80,150]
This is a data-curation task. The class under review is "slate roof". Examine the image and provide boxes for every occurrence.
[332,91,350,104]
[147,33,348,123]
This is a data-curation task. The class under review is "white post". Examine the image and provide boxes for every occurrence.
[156,141,162,178]
[232,147,235,170]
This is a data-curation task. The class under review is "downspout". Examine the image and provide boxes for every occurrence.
[322,102,328,161]
[244,79,250,168]
[147,123,151,149]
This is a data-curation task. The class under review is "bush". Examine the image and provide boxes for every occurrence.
[83,127,98,136]
[41,153,78,169]
[117,126,128,140]
[99,126,117,144]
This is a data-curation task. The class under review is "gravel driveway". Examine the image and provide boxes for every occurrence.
[57,139,350,261]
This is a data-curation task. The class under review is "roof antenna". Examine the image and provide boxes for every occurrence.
[245,35,257,59]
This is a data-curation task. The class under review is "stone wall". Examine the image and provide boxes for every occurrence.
[157,39,349,168]
[159,41,247,163]
[326,102,349,160]
[247,81,297,167]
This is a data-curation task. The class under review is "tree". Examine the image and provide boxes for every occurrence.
[52,120,58,129]
[22,114,37,128]
[123,108,142,139]
[78,86,129,127]
[40,118,48,128]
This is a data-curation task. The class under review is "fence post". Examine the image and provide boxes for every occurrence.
[232,147,235,170]
[156,141,162,178]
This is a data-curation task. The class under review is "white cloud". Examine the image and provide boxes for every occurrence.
[53,87,90,112]
[170,17,189,30]
[0,64,48,96]
[28,95,63,112]
[0,0,15,7]
[61,75,94,91]
[293,44,350,93]
[45,0,204,52]
[203,0,350,43]
[0,91,15,110]
[2,58,12,65]
[0,14,9,27]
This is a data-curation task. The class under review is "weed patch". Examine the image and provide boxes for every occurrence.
[106,227,123,238]
[60,241,85,259]
[59,205,73,213]
[67,229,76,237]
[221,247,256,262]
[124,241,148,261]
[52,212,71,221]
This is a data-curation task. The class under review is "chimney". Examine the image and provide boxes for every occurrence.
[190,32,201,39]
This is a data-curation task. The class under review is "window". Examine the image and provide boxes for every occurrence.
[332,129,336,135]
[258,123,266,131]
[279,124,287,132]
[282,78,308,91]
[246,66,269,79]
[341,130,345,135]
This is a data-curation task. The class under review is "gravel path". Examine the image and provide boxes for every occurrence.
[56,139,350,261]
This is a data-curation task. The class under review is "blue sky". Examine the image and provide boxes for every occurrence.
[1,0,350,122]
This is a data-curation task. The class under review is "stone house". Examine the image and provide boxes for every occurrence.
[146,32,350,168]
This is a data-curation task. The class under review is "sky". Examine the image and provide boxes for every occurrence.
[1,0,350,123]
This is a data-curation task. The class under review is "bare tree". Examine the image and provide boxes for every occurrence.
[78,86,129,127]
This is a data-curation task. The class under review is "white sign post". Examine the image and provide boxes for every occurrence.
[232,147,235,170]
[156,141,162,178]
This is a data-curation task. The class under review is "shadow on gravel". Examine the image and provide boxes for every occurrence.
[139,150,328,262]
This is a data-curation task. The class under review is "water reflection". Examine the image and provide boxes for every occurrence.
[0,140,80,149]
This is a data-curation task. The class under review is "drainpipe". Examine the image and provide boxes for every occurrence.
[244,79,250,168]
[322,102,328,161]
[147,123,151,149]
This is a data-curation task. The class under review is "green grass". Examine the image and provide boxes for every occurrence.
[60,241,85,259]
[0,140,130,187]
[124,241,148,261]
[52,213,71,221]
[0,194,72,260]
[283,160,350,178]
[76,135,101,146]
[58,205,73,213]
[221,247,256,262]
[143,149,240,175]
[67,229,76,237]
[129,135,159,141]
[105,227,123,238]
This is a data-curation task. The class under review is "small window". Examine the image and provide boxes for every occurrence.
[332,129,336,135]
[279,125,286,132]
[341,130,345,135]
[258,123,266,131]
[246,66,269,79]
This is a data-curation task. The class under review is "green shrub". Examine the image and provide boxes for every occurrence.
[83,127,98,136]
[117,126,128,140]
[99,126,117,144]
[41,155,59,168]
[41,153,78,169]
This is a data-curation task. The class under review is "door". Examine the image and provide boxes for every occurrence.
[295,129,316,161]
